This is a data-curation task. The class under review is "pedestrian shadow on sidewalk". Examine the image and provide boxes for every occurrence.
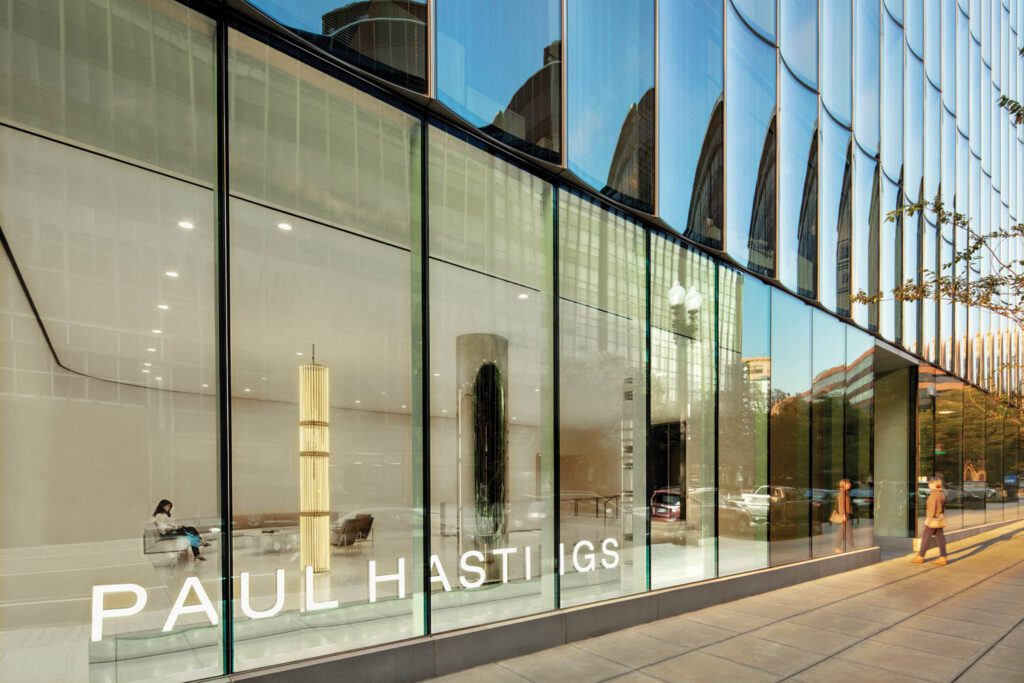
[933,525,1024,565]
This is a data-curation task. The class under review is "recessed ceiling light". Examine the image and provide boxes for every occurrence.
[146,347,157,352]
[534,388,540,392]
[518,293,529,300]
[142,369,150,374]
[296,352,303,356]
[442,409,448,413]
[165,271,179,278]
[154,376,163,381]
[354,400,361,404]
[512,416,518,420]
[261,376,267,381]
[202,383,209,388]
[401,404,407,409]
[244,388,251,392]
[158,304,169,310]
[178,220,194,230]
[143,362,152,367]
[433,372,441,377]
[151,329,162,334]
[277,222,293,231]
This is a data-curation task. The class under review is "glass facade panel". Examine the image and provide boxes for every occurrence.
[732,0,776,42]
[558,192,647,606]
[879,177,899,340]
[228,29,423,668]
[566,0,655,211]
[436,0,561,161]
[934,375,965,531]
[942,0,957,112]
[769,291,812,566]
[658,0,724,249]
[846,328,875,550]
[778,67,818,298]
[428,127,555,630]
[718,270,770,576]
[725,7,777,277]
[852,148,879,328]
[779,0,818,88]
[924,0,941,83]
[958,8,969,130]
[855,0,881,154]
[650,237,716,589]
[985,398,1004,523]
[906,0,924,56]
[819,114,852,315]
[811,312,846,558]
[963,385,987,527]
[821,0,853,125]
[882,13,904,181]
[243,0,427,92]
[0,4,221,682]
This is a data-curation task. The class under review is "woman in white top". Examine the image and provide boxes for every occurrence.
[153,499,207,561]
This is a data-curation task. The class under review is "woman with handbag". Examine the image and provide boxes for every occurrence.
[832,479,854,553]
[912,478,948,566]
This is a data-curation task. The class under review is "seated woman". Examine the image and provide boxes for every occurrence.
[153,499,208,561]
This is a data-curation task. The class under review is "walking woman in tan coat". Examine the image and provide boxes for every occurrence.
[834,479,854,553]
[912,478,948,566]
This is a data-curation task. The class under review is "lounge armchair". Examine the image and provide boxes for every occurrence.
[332,514,374,549]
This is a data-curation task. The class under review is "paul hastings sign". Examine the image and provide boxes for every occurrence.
[90,539,621,641]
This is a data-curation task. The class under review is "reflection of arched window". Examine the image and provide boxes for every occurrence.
[748,115,776,277]
[797,134,817,298]
[867,166,881,331]
[894,168,904,339]
[603,88,655,213]
[485,40,561,163]
[835,143,853,316]
[685,100,724,250]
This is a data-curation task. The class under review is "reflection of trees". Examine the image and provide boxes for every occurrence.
[769,389,809,487]
[685,101,724,249]
[718,355,768,493]
[748,116,776,276]
[603,88,656,212]
[867,165,881,329]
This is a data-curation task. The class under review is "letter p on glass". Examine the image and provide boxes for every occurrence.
[91,584,147,642]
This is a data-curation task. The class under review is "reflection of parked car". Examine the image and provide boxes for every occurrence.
[736,486,821,537]
[650,488,683,522]
[917,483,963,507]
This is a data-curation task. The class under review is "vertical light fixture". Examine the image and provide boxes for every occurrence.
[300,347,330,573]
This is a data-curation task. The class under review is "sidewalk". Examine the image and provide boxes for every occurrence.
[431,521,1024,682]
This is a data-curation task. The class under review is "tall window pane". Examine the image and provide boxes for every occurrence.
[718,270,770,576]
[819,114,852,315]
[650,237,716,588]
[963,386,987,527]
[811,312,846,558]
[659,0,723,249]
[845,328,875,550]
[567,0,655,211]
[852,149,879,328]
[778,67,818,298]
[855,0,881,154]
[770,291,812,566]
[779,0,818,88]
[935,376,965,531]
[0,3,220,681]
[428,128,556,630]
[882,13,904,181]
[558,192,647,606]
[228,30,423,667]
[733,0,776,42]
[726,8,777,277]
[821,0,853,125]
[436,0,561,161]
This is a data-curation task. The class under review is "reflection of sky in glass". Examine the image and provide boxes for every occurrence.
[658,0,721,235]
[852,149,876,328]
[922,221,936,354]
[882,14,903,180]
[436,0,559,130]
[742,277,770,358]
[771,289,810,396]
[903,211,919,351]
[982,63,991,175]
[879,177,898,340]
[957,9,968,130]
[905,0,923,56]
[779,0,817,88]
[821,0,851,124]
[778,66,816,294]
[854,0,880,153]
[566,0,653,199]
[819,114,849,314]
[924,0,940,82]
[925,81,940,200]
[732,0,776,42]
[970,38,980,155]
[246,0,423,32]
[725,8,775,268]
[813,310,845,384]
[885,0,903,23]
[905,53,924,201]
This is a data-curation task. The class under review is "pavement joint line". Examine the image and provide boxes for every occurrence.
[949,608,1024,681]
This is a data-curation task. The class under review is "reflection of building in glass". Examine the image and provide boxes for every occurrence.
[835,143,853,316]
[796,136,818,298]
[603,88,655,213]
[747,117,776,276]
[686,102,724,249]
[484,40,561,162]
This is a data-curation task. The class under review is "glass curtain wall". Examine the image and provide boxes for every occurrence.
[916,368,936,535]
[846,328,875,550]
[436,0,561,162]
[821,0,852,126]
[779,0,818,89]
[427,127,556,631]
[985,397,1005,523]
[658,0,724,250]
[649,236,716,589]
[778,66,818,298]
[717,270,770,576]
[726,6,777,277]
[963,385,987,527]
[934,375,965,531]
[0,3,222,683]
[558,192,647,607]
[566,0,655,212]
[811,312,846,558]
[227,29,423,668]
[769,291,812,566]
[819,114,852,315]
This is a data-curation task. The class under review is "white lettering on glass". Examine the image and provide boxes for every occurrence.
[459,550,486,588]
[491,547,517,583]
[163,576,218,632]
[572,540,596,573]
[368,558,406,603]
[601,538,621,569]
[429,554,452,592]
[91,584,147,642]
[304,565,340,611]
[241,569,286,619]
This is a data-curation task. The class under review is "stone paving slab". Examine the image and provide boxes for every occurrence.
[429,521,1024,682]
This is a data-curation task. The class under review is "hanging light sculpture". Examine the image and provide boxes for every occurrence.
[299,348,330,573]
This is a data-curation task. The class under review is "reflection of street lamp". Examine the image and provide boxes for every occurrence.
[668,280,702,543]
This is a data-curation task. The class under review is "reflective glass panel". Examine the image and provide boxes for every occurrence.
[963,386,987,527]
[905,54,924,203]
[770,291,812,566]
[811,312,846,559]
[924,0,941,82]
[428,127,556,631]
[558,192,647,607]
[970,38,981,156]
[906,0,923,56]
[650,237,716,588]
[925,82,941,202]
[726,8,777,277]
[875,366,913,538]
[819,114,852,315]
[658,0,724,249]
[845,327,875,550]
[732,0,776,42]
[243,0,427,92]
[985,398,1005,523]
[778,67,818,298]
[779,0,818,88]
[934,375,965,531]
[566,0,655,212]
[821,0,853,124]
[921,220,938,361]
[0,3,221,682]
[855,0,881,154]
[882,13,904,181]
[717,269,770,576]
[957,8,969,129]
[885,0,903,24]
[917,369,936,533]
[436,0,561,161]
[880,177,899,340]
[228,30,424,667]
[852,148,879,328]
[942,0,957,111]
